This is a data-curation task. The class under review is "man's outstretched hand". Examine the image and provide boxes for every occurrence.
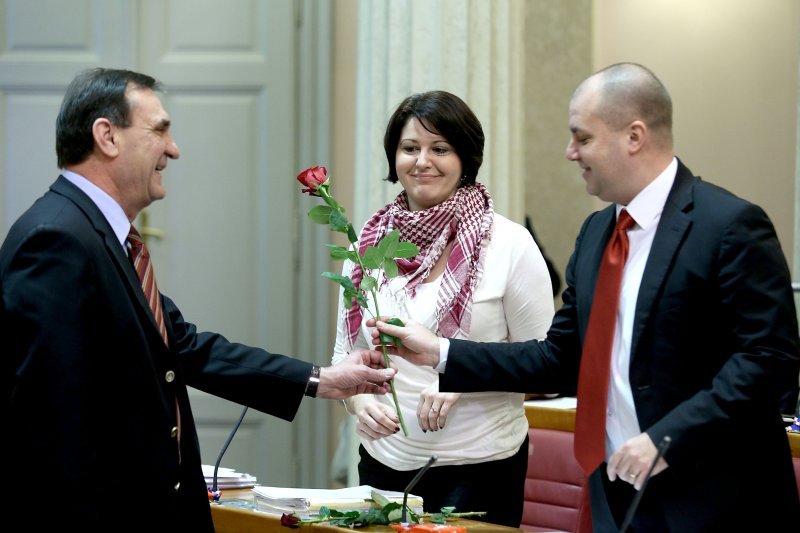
[317,349,397,400]
[367,317,442,368]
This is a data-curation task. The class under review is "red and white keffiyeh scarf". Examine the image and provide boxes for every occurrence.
[345,183,494,349]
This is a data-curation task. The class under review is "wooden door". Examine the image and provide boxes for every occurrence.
[0,0,315,487]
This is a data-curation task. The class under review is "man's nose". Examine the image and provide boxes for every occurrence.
[565,138,578,161]
[166,136,180,160]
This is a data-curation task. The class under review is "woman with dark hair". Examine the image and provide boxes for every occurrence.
[332,90,555,527]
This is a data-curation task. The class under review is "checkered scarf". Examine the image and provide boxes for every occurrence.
[345,183,494,349]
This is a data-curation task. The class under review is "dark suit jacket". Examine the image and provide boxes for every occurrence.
[1,177,312,531]
[442,161,800,531]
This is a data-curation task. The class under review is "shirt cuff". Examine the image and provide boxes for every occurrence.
[434,338,450,373]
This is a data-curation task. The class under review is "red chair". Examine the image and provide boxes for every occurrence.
[521,427,592,533]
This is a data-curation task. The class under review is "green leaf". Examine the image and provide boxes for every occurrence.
[329,248,351,260]
[394,241,420,258]
[308,205,332,225]
[378,229,400,258]
[387,507,404,522]
[347,225,359,244]
[382,260,398,279]
[329,209,350,233]
[360,275,377,292]
[379,316,405,347]
[324,246,360,263]
[322,271,356,292]
[362,246,383,269]
[342,288,358,309]
[324,244,351,260]
[354,293,369,308]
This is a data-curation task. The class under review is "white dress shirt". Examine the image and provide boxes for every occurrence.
[62,169,131,249]
[605,157,677,458]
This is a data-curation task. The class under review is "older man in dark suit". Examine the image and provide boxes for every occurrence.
[374,63,800,531]
[0,68,396,532]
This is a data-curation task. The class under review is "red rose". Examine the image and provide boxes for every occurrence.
[296,166,328,195]
[281,513,301,528]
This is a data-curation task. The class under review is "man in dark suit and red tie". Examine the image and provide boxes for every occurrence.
[373,62,800,531]
[0,67,396,532]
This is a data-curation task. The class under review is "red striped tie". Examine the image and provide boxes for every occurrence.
[574,209,636,474]
[127,226,182,460]
[127,226,168,346]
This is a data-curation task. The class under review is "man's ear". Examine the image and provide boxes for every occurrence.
[93,117,119,157]
[627,120,646,155]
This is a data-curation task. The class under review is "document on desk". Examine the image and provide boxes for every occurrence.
[202,464,257,489]
[252,484,423,518]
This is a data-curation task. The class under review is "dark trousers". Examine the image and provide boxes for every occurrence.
[588,465,668,533]
[357,434,529,528]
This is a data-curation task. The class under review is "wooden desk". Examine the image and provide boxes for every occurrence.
[524,402,575,432]
[523,401,800,457]
[210,489,523,532]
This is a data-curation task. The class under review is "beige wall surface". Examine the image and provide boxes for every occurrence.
[593,0,800,270]
[521,0,594,296]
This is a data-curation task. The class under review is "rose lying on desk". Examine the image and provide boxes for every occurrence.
[279,490,484,529]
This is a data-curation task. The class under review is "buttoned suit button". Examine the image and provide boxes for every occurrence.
[165,370,175,382]
[170,426,178,438]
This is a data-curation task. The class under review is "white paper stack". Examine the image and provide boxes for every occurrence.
[202,464,257,489]
[251,484,423,519]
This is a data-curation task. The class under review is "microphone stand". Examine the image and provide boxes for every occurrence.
[211,405,249,493]
[619,436,671,532]
[402,455,437,523]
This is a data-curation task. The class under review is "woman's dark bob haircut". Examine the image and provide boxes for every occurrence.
[383,90,484,186]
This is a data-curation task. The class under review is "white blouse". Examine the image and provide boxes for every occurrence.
[332,212,555,470]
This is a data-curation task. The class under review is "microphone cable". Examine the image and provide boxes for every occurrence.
[211,405,249,493]
[402,455,437,523]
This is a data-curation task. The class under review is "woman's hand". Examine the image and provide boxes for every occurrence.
[355,401,401,441]
[417,383,460,432]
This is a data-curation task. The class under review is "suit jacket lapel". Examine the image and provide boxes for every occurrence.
[629,161,695,360]
[50,176,163,337]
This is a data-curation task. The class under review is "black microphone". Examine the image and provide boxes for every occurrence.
[211,405,249,494]
[402,455,437,523]
[619,435,671,532]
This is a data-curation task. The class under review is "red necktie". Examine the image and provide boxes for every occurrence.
[574,209,635,474]
[128,225,182,459]
[127,226,169,346]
